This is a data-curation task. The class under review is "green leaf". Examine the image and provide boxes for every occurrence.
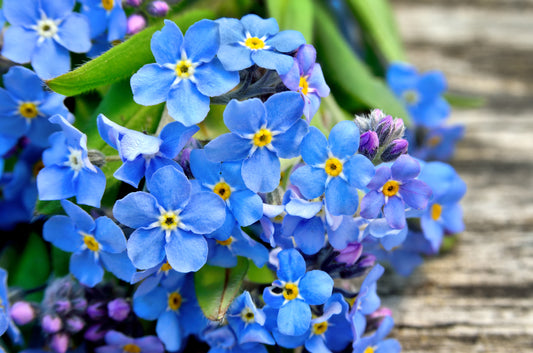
[346,0,406,62]
[36,200,63,216]
[51,247,71,277]
[194,257,249,321]
[266,0,314,42]
[314,4,410,124]
[246,262,275,284]
[9,233,50,289]
[46,9,216,96]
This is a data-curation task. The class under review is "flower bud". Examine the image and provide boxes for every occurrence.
[358,131,379,160]
[65,316,85,333]
[375,115,394,145]
[53,300,71,314]
[50,333,69,353]
[42,315,63,333]
[127,14,147,35]
[380,139,409,162]
[107,298,130,322]
[87,150,106,168]
[126,0,143,6]
[147,1,169,17]
[10,301,36,325]
[72,298,87,311]
[84,324,107,341]
[335,242,363,266]
[87,303,106,320]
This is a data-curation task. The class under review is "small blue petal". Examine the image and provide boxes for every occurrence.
[94,216,126,253]
[37,166,75,201]
[183,19,219,63]
[156,311,182,351]
[60,199,95,233]
[293,217,325,255]
[299,270,333,305]
[265,91,304,133]
[159,121,199,158]
[344,154,375,189]
[75,168,106,207]
[100,251,136,282]
[325,177,358,216]
[166,231,208,273]
[167,80,210,126]
[204,133,251,162]
[70,250,103,287]
[56,14,91,53]
[241,14,279,37]
[147,166,191,211]
[151,19,182,65]
[277,300,311,336]
[391,155,420,181]
[217,44,254,71]
[31,39,70,80]
[1,26,37,64]
[180,191,226,234]
[289,165,327,199]
[242,148,280,193]
[133,285,167,320]
[228,190,263,226]
[384,196,406,229]
[127,228,167,269]
[41,0,74,19]
[43,215,83,252]
[360,190,385,219]
[3,0,39,26]
[276,248,306,282]
[267,30,306,52]
[271,118,308,159]
[328,120,359,159]
[300,127,329,165]
[223,98,266,136]
[194,58,240,97]
[114,157,145,188]
[113,192,160,228]
[131,64,175,106]
[252,50,294,75]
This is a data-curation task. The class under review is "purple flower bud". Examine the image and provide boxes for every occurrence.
[126,0,143,6]
[380,139,409,162]
[366,307,394,331]
[42,315,63,333]
[375,115,394,145]
[393,118,404,133]
[10,301,36,325]
[50,333,69,353]
[358,131,379,160]
[84,324,107,341]
[54,300,71,314]
[65,316,85,333]
[107,298,130,322]
[147,1,169,17]
[127,14,147,35]
[72,298,87,311]
[335,242,363,266]
[358,253,376,269]
[87,303,106,320]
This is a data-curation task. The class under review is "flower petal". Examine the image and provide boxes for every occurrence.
[325,177,358,216]
[56,14,91,53]
[299,270,333,305]
[383,196,406,229]
[166,230,208,273]
[277,300,311,336]
[300,127,328,165]
[113,192,160,228]
[242,148,280,193]
[179,191,226,234]
[276,248,306,282]
[328,120,359,159]
[223,98,266,136]
[131,64,175,106]
[70,250,103,287]
[204,133,251,162]
[194,58,240,97]
[127,228,166,270]
[1,26,37,64]
[289,165,327,200]
[167,80,210,126]
[183,19,219,63]
[147,165,191,211]
[31,39,70,80]
[151,19,182,65]
[43,215,83,252]
[94,216,126,253]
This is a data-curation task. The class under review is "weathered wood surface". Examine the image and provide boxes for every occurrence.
[381,1,533,352]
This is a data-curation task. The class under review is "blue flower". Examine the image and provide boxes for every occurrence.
[113,165,226,272]
[259,203,294,249]
[95,330,164,353]
[131,19,240,126]
[360,155,432,229]
[204,326,268,353]
[281,44,330,121]
[0,66,71,148]
[1,0,91,79]
[216,14,305,75]
[0,268,9,336]
[36,115,106,207]
[133,273,208,352]
[81,0,127,42]
[407,124,465,161]
[290,121,375,216]
[387,62,450,128]
[418,161,466,252]
[352,316,401,353]
[263,249,333,336]
[43,200,135,287]
[97,114,198,188]
[227,291,274,345]
[205,92,307,193]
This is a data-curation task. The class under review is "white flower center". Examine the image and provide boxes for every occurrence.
[66,148,84,173]
[36,18,59,38]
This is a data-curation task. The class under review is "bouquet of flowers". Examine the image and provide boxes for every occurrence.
[0,0,468,352]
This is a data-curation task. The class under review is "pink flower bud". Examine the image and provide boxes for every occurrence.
[10,301,36,325]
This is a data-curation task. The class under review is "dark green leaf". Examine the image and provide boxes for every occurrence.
[51,247,71,277]
[36,200,63,216]
[246,261,275,284]
[266,0,314,42]
[9,233,50,289]
[194,257,249,321]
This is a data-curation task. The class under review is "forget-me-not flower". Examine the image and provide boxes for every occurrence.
[43,200,135,287]
[113,165,226,272]
[2,0,91,79]
[37,115,106,207]
[352,316,401,353]
[81,0,127,42]
[227,291,274,345]
[204,325,268,353]
[290,121,375,216]
[205,92,307,193]
[131,19,240,126]
[95,330,164,353]
[0,268,9,336]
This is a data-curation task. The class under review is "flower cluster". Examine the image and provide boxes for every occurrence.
[0,6,466,353]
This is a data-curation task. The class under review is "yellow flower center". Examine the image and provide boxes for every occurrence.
[364,347,375,353]
[382,180,400,197]
[83,234,100,252]
[431,203,442,220]
[101,0,114,11]
[402,89,419,105]
[168,292,182,311]
[216,237,233,246]
[122,344,141,353]
[175,60,194,78]
[253,128,272,147]
[160,261,172,272]
[299,76,309,96]
[244,37,265,50]
[213,182,231,201]
[427,135,442,147]
[324,157,343,177]
[159,212,179,231]
[282,283,299,301]
[19,102,39,119]
[240,307,255,323]
[312,321,328,335]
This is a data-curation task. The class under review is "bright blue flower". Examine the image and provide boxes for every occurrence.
[97,114,198,188]
[348,264,384,342]
[95,330,164,353]
[360,217,409,252]
[387,62,450,128]
[131,19,240,126]
[281,44,330,121]
[81,0,127,42]
[352,316,401,353]
[290,121,375,216]
[263,249,333,336]
[0,66,71,148]
[36,115,106,207]
[360,155,432,229]
[1,0,91,79]
[407,124,465,161]
[190,149,263,230]
[204,326,268,353]
[418,161,466,251]
[259,203,294,249]
[133,273,208,352]
[207,223,269,268]
[227,291,274,345]
[43,200,135,287]
[113,165,226,272]
[205,92,307,193]
[216,14,305,75]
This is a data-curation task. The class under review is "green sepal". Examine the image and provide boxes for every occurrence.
[194,257,249,321]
